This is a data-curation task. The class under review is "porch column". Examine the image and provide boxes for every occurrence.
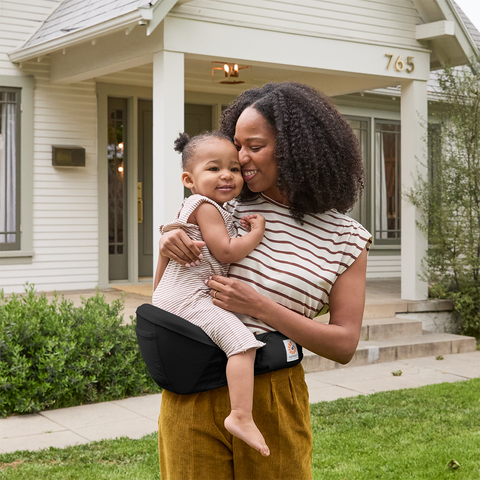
[152,50,185,274]
[400,79,428,300]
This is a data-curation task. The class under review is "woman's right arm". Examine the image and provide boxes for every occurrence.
[159,229,205,266]
[206,247,368,365]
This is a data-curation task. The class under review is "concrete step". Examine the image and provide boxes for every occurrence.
[360,317,423,341]
[301,332,477,373]
[363,298,453,318]
[317,298,453,323]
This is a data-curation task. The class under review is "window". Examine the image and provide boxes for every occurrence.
[374,121,401,243]
[345,116,369,227]
[0,87,20,251]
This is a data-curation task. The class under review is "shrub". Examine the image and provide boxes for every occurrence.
[0,284,160,417]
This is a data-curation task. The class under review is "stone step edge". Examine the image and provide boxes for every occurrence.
[301,333,476,373]
[363,298,453,318]
[316,316,424,340]
[360,317,423,340]
[317,299,453,323]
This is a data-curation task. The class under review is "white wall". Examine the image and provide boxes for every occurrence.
[171,0,424,49]
[367,255,401,278]
[0,0,63,76]
[1,1,99,293]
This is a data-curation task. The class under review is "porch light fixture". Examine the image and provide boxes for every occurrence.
[212,62,251,84]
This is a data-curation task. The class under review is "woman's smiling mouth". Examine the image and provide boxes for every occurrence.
[242,170,258,181]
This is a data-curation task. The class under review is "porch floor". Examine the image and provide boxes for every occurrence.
[111,277,403,301]
[40,277,452,323]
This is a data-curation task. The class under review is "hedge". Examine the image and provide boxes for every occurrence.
[0,285,160,417]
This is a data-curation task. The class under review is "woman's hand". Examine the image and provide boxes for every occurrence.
[160,229,205,267]
[206,275,263,316]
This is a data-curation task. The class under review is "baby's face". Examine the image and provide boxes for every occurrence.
[183,139,244,204]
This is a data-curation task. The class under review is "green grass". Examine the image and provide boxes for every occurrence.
[0,434,160,480]
[1,379,479,480]
[310,378,480,480]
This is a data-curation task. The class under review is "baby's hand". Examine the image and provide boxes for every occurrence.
[240,214,266,233]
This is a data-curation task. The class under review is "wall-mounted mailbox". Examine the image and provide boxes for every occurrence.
[52,145,86,167]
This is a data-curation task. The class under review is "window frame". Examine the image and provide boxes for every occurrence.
[0,87,21,251]
[373,118,402,246]
[0,75,34,264]
[343,114,371,232]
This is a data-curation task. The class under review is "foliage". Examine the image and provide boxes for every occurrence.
[0,284,160,418]
[406,56,480,338]
[1,379,479,479]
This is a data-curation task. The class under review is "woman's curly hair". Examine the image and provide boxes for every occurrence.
[220,82,365,222]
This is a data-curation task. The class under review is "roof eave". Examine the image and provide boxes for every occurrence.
[8,0,187,64]
[446,0,480,57]
[9,9,148,63]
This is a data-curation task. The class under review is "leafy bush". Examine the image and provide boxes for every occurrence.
[0,284,160,417]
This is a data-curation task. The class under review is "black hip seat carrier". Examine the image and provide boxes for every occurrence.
[136,303,303,395]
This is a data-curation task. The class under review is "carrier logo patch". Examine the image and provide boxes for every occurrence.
[283,339,299,362]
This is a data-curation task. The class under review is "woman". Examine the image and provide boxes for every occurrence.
[157,82,372,480]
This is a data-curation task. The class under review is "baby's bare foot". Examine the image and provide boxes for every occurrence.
[224,412,270,456]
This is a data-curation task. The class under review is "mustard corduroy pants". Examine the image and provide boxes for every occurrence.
[158,363,313,480]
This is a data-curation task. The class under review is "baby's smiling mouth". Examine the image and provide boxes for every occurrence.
[217,185,234,190]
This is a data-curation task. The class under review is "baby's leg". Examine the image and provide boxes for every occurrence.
[224,348,270,457]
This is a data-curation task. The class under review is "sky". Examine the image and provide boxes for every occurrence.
[454,0,480,31]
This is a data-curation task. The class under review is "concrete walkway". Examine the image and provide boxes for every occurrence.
[1,351,479,454]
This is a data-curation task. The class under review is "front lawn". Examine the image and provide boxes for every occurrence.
[1,378,479,479]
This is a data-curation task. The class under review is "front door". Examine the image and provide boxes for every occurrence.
[136,102,214,277]
[108,97,128,281]
[138,99,153,277]
[184,104,213,197]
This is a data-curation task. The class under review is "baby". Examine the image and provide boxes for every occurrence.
[152,131,270,457]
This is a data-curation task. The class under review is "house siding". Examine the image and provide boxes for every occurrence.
[0,0,63,75]
[0,56,99,294]
[367,255,401,278]
[171,0,424,49]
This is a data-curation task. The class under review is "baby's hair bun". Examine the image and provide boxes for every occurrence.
[174,132,190,153]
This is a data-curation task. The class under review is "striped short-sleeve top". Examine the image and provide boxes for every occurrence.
[225,193,373,335]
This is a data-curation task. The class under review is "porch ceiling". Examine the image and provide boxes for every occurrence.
[95,55,403,98]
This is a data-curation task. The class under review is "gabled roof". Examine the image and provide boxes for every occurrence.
[452,0,480,49]
[24,0,151,48]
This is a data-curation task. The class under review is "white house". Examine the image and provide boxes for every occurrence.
[0,0,478,300]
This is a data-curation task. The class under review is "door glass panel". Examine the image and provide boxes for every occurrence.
[108,98,128,280]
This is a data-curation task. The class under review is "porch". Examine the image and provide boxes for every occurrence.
[39,277,475,374]
[42,277,447,326]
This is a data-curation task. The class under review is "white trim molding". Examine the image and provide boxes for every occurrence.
[416,21,455,41]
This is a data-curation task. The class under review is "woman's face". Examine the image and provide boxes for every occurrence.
[234,107,286,204]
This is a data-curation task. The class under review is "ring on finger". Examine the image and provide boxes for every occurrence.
[213,291,217,299]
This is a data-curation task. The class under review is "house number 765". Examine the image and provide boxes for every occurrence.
[385,54,415,73]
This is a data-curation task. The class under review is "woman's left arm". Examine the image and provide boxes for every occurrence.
[207,247,368,365]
